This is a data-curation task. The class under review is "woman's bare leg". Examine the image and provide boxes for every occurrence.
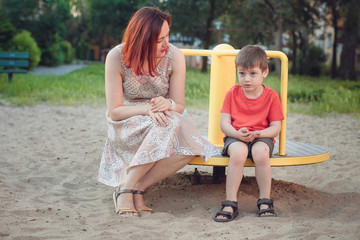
[133,155,193,210]
[115,162,155,215]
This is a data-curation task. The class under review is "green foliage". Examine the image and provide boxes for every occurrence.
[87,0,139,47]
[59,41,74,64]
[0,19,16,50]
[2,0,72,66]
[9,30,41,69]
[41,35,74,66]
[1,0,39,31]
[298,44,326,76]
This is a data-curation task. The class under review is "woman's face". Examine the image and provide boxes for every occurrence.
[156,20,170,59]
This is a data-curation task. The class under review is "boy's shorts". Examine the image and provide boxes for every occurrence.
[221,136,274,161]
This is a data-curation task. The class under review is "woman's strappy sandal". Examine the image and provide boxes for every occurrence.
[257,198,277,217]
[133,190,153,214]
[113,188,139,216]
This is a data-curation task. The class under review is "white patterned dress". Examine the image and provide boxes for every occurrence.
[98,43,209,187]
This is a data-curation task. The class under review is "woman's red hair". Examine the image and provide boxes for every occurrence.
[121,7,171,76]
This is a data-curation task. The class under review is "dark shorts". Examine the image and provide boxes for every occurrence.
[221,136,274,161]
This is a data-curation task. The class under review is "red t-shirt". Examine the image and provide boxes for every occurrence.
[221,85,284,132]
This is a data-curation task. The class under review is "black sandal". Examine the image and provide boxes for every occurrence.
[257,198,276,217]
[213,200,239,222]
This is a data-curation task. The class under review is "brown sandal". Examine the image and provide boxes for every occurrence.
[113,188,138,216]
[133,190,153,214]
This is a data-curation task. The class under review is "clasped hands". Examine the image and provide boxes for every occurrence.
[148,96,173,127]
[237,127,261,142]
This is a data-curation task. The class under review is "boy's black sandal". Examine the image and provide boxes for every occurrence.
[257,198,276,217]
[213,200,239,222]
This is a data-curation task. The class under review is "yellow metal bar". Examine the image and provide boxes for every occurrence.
[190,151,329,166]
[268,51,288,156]
[181,46,288,155]
[180,49,212,56]
[208,44,237,145]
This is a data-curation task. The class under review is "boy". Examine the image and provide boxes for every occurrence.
[213,45,284,222]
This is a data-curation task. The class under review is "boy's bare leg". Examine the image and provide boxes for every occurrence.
[252,141,273,215]
[215,142,248,220]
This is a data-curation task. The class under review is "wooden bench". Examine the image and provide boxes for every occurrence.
[0,51,29,82]
[181,44,329,179]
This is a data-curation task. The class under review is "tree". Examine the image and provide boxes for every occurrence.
[339,0,360,80]
[320,0,341,78]
[1,0,73,65]
[285,0,320,75]
[86,0,139,49]
[161,0,231,72]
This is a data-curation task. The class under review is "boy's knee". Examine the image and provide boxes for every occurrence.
[251,143,270,163]
[227,142,248,165]
[229,149,248,165]
[252,142,269,153]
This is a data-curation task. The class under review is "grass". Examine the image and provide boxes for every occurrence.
[0,63,106,106]
[0,63,359,116]
[264,74,360,116]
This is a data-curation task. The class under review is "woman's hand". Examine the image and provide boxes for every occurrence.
[148,105,173,127]
[150,96,171,112]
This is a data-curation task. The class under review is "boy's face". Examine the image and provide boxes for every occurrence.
[237,66,269,95]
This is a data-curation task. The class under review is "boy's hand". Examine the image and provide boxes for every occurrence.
[236,127,253,142]
[236,128,261,142]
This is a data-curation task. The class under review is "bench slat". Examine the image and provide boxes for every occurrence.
[0,60,29,67]
[0,51,29,59]
[0,69,27,73]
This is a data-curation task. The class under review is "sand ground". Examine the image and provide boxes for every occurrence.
[0,104,359,240]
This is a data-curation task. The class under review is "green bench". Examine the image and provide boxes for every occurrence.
[0,51,29,82]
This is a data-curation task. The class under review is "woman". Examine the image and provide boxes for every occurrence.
[98,6,207,217]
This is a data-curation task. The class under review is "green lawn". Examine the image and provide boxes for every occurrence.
[0,63,359,117]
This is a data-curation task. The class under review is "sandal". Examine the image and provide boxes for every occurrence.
[113,188,138,216]
[257,198,276,217]
[133,190,153,214]
[213,200,239,222]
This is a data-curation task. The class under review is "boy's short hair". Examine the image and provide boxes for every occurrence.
[235,45,268,72]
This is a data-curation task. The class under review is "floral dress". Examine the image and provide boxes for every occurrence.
[98,43,209,187]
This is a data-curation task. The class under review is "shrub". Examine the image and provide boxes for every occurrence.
[9,30,41,69]
[60,41,73,64]
[300,44,326,76]
[41,38,74,66]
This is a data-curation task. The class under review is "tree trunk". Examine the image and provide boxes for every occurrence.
[331,3,338,79]
[339,0,359,80]
[274,19,282,79]
[298,31,306,75]
[290,30,298,75]
[201,0,216,73]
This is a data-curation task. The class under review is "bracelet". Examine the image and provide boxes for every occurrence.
[169,99,176,110]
